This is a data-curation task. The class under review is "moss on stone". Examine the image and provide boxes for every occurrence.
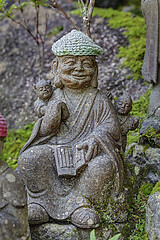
[140,126,160,147]
[150,181,160,195]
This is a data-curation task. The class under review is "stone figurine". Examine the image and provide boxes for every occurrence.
[18,30,124,229]
[0,113,31,240]
[34,79,54,118]
[141,0,160,114]
[115,94,139,152]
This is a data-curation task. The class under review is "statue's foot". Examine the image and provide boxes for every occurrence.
[71,207,100,229]
[28,203,49,224]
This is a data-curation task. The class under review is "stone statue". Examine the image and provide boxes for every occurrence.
[34,79,55,118]
[141,0,160,114]
[18,30,124,229]
[0,113,31,240]
[115,94,139,152]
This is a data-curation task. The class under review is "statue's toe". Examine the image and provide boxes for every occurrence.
[28,203,49,224]
[71,207,100,228]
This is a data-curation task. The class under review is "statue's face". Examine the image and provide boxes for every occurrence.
[57,56,96,89]
[116,98,132,115]
[36,82,53,100]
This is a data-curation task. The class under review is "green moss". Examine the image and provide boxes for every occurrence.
[0,122,34,169]
[71,7,146,81]
[140,126,160,147]
[150,181,160,195]
[129,183,153,239]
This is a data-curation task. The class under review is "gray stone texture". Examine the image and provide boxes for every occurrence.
[146,192,160,240]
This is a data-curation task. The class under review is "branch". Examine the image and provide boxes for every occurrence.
[45,0,79,31]
[88,0,95,23]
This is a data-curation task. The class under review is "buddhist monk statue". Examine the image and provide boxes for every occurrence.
[0,113,31,240]
[18,30,124,229]
[141,0,160,114]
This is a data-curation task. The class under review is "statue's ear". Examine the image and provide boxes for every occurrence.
[52,58,58,76]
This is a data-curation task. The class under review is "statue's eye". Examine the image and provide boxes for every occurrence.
[45,85,50,90]
[83,62,92,68]
[65,60,76,66]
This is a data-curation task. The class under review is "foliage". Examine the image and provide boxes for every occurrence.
[128,183,153,239]
[150,181,160,195]
[90,229,121,240]
[71,7,146,81]
[90,229,96,240]
[127,88,150,147]
[0,122,34,169]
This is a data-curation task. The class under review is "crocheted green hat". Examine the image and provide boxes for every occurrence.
[52,30,103,56]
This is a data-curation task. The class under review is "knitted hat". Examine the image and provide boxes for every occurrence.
[52,30,103,56]
[0,113,7,138]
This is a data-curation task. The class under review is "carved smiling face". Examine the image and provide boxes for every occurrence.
[116,96,132,115]
[36,80,53,101]
[57,56,97,89]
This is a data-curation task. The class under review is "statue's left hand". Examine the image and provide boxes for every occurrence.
[77,137,99,162]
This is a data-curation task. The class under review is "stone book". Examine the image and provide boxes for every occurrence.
[54,145,86,177]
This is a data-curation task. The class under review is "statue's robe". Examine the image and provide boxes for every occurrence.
[0,160,30,240]
[18,87,124,220]
[141,0,159,84]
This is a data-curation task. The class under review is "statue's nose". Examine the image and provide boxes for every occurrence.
[75,61,83,71]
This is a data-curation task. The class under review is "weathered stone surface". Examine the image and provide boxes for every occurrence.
[125,143,160,185]
[31,223,79,240]
[140,117,160,135]
[146,192,160,240]
[30,222,128,240]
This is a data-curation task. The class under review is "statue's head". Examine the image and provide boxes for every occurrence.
[115,94,132,116]
[51,30,103,89]
[34,79,53,101]
[0,113,7,154]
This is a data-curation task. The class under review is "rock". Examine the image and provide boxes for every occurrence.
[31,223,78,240]
[30,222,129,240]
[146,192,160,240]
[140,117,160,135]
[145,148,160,167]
[125,143,160,187]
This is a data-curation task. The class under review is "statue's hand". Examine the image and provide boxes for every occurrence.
[131,116,139,130]
[77,137,99,162]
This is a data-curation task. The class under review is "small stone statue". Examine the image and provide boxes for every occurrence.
[115,94,139,152]
[141,0,160,114]
[0,113,31,240]
[34,79,54,118]
[18,30,124,230]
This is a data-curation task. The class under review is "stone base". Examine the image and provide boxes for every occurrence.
[30,222,129,240]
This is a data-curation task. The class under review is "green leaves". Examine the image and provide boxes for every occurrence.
[109,234,121,240]
[90,230,121,240]
[0,0,6,11]
[90,229,96,240]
